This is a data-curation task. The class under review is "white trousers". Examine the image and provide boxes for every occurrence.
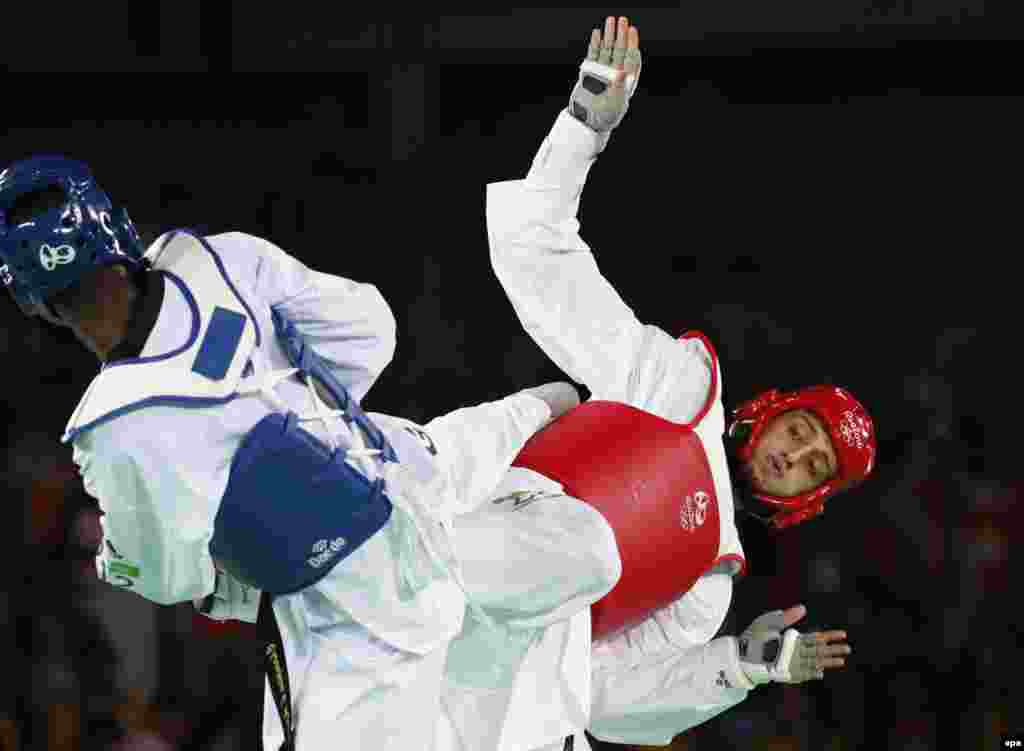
[439,469,622,751]
[263,617,449,750]
[263,468,619,751]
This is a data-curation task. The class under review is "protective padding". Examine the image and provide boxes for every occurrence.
[0,155,146,316]
[210,410,393,595]
[513,400,721,641]
[210,309,399,595]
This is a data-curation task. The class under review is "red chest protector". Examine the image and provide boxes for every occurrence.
[512,400,721,641]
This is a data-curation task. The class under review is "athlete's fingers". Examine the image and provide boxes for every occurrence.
[604,16,616,43]
[820,630,848,644]
[599,16,616,65]
[781,604,807,628]
[612,16,629,68]
[818,643,853,659]
[625,26,641,76]
[588,28,601,61]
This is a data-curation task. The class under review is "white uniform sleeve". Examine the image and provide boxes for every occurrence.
[208,232,397,404]
[587,635,752,746]
[586,573,747,744]
[486,111,711,422]
[592,573,734,670]
[426,392,553,515]
[75,420,218,606]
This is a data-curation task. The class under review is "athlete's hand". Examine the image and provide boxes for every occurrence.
[790,627,852,681]
[194,567,261,624]
[568,15,642,135]
[519,381,580,422]
[738,604,852,685]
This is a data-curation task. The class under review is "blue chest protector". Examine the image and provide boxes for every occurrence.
[62,230,410,600]
[210,309,400,596]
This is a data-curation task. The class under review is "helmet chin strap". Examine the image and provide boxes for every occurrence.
[38,300,70,328]
[724,428,780,528]
[733,490,786,529]
[728,420,753,443]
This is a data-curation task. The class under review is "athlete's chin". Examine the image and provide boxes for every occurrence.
[743,460,766,494]
[748,473,786,498]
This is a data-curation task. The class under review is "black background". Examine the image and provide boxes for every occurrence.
[1,3,1020,750]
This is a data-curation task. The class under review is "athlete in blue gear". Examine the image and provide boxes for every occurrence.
[0,155,601,750]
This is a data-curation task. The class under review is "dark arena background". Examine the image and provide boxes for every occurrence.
[2,4,1019,750]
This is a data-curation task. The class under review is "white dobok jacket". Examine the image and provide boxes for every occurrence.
[62,230,556,749]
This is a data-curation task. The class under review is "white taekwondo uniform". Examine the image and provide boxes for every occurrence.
[437,108,760,751]
[62,229,563,750]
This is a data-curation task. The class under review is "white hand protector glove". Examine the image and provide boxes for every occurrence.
[194,568,262,624]
[737,606,852,686]
[568,16,642,135]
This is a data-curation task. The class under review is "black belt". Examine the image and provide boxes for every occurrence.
[258,592,296,751]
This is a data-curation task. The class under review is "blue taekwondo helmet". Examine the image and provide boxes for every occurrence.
[0,155,147,319]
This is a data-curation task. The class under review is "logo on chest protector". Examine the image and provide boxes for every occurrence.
[679,490,710,532]
[307,537,347,569]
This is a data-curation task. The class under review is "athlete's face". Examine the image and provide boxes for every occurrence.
[746,409,838,497]
[49,264,136,362]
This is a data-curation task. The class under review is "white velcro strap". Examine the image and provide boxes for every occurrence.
[580,59,638,96]
[772,628,801,682]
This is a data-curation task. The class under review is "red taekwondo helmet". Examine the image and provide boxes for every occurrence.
[729,385,876,530]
